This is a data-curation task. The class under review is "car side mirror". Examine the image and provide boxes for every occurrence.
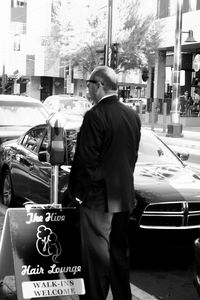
[38,151,48,162]
[176,152,189,161]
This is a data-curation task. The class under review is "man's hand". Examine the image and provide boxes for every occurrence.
[62,190,82,208]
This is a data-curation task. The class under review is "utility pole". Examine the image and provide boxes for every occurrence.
[1,65,6,94]
[106,0,113,66]
[167,0,183,137]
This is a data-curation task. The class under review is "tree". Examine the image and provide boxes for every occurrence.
[114,0,161,71]
[68,2,107,73]
[44,0,161,74]
[44,0,107,73]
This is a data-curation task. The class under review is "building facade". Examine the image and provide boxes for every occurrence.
[150,0,200,126]
[0,0,65,100]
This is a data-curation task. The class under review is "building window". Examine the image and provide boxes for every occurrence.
[10,22,26,35]
[13,34,20,51]
[189,0,197,11]
[157,0,170,18]
[182,0,189,13]
[168,0,176,16]
[11,0,27,8]
[157,0,200,18]
[26,55,35,76]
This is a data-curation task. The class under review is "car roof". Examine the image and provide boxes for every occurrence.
[44,95,89,102]
[126,98,146,101]
[0,94,42,104]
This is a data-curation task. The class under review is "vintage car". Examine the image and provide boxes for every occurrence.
[1,125,200,231]
[0,94,49,146]
[43,94,92,117]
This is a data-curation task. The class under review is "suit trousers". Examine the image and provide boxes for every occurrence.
[79,206,132,300]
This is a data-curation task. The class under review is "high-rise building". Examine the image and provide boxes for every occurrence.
[0,0,64,100]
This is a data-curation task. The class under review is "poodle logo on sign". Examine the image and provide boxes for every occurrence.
[36,225,62,263]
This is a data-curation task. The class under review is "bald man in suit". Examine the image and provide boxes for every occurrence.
[67,66,141,300]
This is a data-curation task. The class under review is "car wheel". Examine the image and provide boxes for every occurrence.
[1,170,14,207]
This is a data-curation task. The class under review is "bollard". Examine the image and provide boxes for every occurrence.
[151,102,155,131]
[163,102,167,133]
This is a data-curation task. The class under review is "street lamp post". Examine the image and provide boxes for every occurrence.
[106,0,113,66]
[167,0,183,137]
[167,0,196,137]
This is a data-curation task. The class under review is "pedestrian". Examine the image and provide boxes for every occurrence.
[66,65,141,300]
[186,96,193,117]
[194,90,200,102]
[193,90,200,116]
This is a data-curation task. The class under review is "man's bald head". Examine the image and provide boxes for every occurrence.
[89,66,118,92]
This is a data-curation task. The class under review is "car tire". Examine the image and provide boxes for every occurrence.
[1,169,14,207]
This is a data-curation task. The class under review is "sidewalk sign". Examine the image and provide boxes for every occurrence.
[0,206,85,299]
[0,115,85,298]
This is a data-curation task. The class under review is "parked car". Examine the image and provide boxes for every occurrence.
[194,237,200,297]
[123,98,147,114]
[1,125,200,231]
[0,123,71,207]
[43,94,92,119]
[0,94,49,146]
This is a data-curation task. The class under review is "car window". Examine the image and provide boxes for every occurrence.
[22,127,46,153]
[40,131,49,152]
[44,97,91,116]
[60,100,89,115]
[137,131,182,166]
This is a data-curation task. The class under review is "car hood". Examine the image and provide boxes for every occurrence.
[134,164,200,203]
[0,126,31,143]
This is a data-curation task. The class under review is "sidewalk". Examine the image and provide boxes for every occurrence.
[0,279,155,300]
[142,124,200,153]
[0,277,148,300]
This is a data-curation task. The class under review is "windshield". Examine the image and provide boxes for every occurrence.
[60,99,90,114]
[137,131,182,166]
[0,103,49,126]
[45,97,91,115]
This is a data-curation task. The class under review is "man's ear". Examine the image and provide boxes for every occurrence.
[96,82,101,89]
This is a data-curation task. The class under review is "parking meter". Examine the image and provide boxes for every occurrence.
[46,113,66,205]
[47,113,66,165]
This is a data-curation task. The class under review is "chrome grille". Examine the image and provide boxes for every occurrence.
[140,201,200,229]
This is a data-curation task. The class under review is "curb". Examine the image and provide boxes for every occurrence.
[143,126,200,151]
[161,137,200,152]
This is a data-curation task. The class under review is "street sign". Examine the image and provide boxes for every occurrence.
[0,207,85,299]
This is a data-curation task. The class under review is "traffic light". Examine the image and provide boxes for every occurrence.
[65,65,69,76]
[96,45,106,65]
[110,43,119,69]
[141,67,149,82]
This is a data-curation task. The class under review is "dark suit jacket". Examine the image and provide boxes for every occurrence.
[67,95,141,213]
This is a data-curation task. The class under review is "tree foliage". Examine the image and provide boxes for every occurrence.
[115,0,161,70]
[46,0,160,73]
[69,3,107,73]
